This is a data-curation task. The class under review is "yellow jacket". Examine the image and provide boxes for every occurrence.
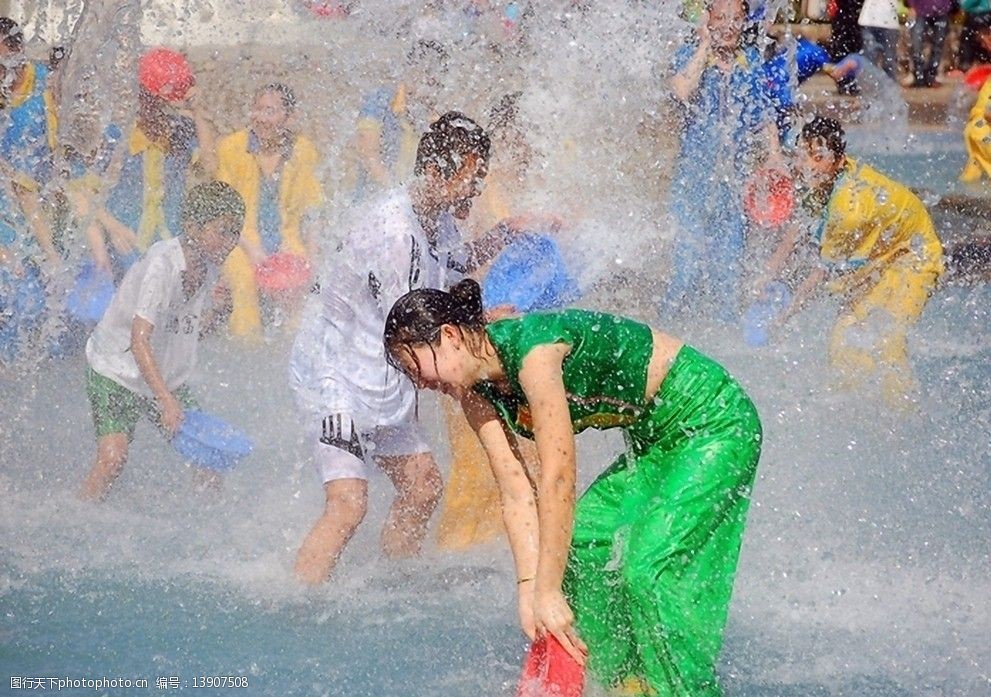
[216,129,323,338]
[820,158,943,294]
[215,129,323,256]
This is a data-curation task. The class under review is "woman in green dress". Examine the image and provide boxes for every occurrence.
[384,280,762,696]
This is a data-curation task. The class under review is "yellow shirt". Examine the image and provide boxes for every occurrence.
[215,129,323,256]
[128,127,169,249]
[819,158,943,293]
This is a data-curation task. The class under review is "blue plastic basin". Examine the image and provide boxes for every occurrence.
[482,233,581,312]
[171,410,254,472]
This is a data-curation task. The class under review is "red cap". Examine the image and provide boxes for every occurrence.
[138,48,194,102]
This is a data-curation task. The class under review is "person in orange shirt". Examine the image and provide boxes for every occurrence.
[216,83,323,339]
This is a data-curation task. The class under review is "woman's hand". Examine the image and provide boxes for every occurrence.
[533,587,587,665]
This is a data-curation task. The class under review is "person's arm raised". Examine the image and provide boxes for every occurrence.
[670,19,711,103]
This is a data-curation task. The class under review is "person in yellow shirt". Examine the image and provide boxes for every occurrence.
[216,83,323,339]
[961,17,991,182]
[761,117,943,407]
[101,49,216,268]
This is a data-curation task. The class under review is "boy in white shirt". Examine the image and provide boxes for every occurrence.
[291,112,493,584]
[80,181,246,501]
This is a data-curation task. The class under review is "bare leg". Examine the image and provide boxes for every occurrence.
[294,478,368,585]
[80,433,129,501]
[376,452,443,558]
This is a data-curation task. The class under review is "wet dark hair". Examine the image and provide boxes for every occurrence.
[257,82,296,113]
[182,181,246,232]
[414,111,491,179]
[0,17,23,53]
[384,279,486,375]
[801,116,846,159]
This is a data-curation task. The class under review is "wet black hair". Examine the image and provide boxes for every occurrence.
[0,17,23,53]
[801,116,846,159]
[182,181,246,232]
[384,279,486,374]
[414,111,491,179]
[257,82,296,113]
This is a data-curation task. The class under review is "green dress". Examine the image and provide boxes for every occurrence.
[475,310,762,696]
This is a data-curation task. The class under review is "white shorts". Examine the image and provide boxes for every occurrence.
[310,412,430,484]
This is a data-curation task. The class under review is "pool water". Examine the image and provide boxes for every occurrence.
[2,279,989,696]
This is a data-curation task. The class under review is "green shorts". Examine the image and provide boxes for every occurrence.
[86,367,197,439]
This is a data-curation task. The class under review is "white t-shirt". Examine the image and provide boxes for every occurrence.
[289,189,465,425]
[859,0,900,29]
[86,238,214,396]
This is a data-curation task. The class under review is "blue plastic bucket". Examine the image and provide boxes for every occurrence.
[67,261,115,324]
[171,410,254,472]
[742,281,791,348]
[482,234,581,313]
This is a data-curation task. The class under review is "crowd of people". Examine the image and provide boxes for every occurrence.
[0,1,958,695]
[826,0,990,87]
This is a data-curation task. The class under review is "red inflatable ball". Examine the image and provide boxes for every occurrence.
[965,64,991,92]
[255,253,312,294]
[138,48,194,102]
[744,167,796,228]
